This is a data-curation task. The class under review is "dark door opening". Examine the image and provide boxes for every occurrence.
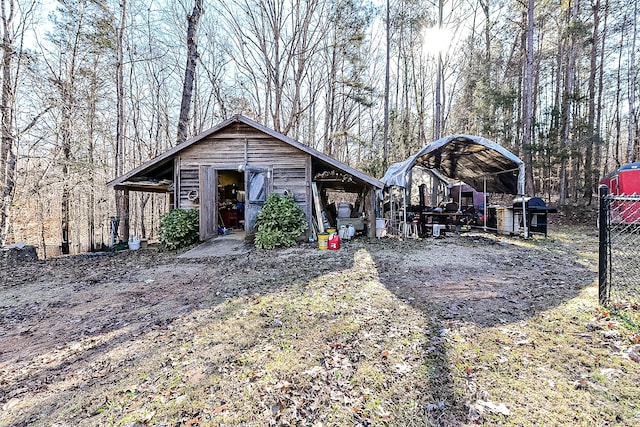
[217,170,245,231]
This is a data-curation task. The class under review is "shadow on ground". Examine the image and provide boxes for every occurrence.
[0,230,598,425]
[367,231,597,424]
[0,243,356,425]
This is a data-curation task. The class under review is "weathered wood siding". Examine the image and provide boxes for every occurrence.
[199,166,217,240]
[178,168,199,210]
[177,123,312,230]
[272,167,308,203]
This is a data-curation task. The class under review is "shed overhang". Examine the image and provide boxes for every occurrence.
[108,115,384,192]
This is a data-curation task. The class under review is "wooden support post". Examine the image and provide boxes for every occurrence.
[367,187,376,239]
[311,182,325,234]
[117,189,130,243]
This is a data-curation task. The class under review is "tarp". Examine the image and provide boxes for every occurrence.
[381,134,525,195]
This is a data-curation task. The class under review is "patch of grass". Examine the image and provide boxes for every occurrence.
[105,249,446,425]
[4,226,639,426]
[447,285,640,425]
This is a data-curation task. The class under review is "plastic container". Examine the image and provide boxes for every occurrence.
[339,225,349,240]
[128,237,141,250]
[348,224,355,239]
[337,203,352,218]
[328,234,340,250]
[375,218,387,238]
[497,207,514,234]
[326,227,337,238]
[318,233,329,250]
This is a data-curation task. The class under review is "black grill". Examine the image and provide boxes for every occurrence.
[512,197,557,236]
[512,197,558,213]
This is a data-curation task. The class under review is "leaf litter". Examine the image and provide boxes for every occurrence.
[0,226,639,426]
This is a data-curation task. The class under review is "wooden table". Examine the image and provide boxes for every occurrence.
[419,211,473,236]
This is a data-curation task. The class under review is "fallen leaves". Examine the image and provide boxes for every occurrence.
[2,228,639,426]
[628,333,640,345]
[213,403,227,414]
[393,363,412,374]
[469,399,512,420]
[185,414,200,426]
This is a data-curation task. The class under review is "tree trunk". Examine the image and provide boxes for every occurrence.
[87,56,98,251]
[61,171,70,254]
[0,0,15,246]
[434,0,444,140]
[595,0,609,179]
[115,0,129,244]
[383,0,390,171]
[627,0,638,163]
[522,0,535,196]
[325,33,337,156]
[583,0,600,203]
[60,74,74,254]
[176,0,204,146]
[614,15,626,168]
[559,0,580,206]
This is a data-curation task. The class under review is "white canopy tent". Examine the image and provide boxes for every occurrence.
[381,134,528,237]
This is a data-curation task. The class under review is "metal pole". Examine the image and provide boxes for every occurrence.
[483,178,487,231]
[598,185,609,305]
[521,196,528,238]
[403,188,408,238]
[390,190,394,235]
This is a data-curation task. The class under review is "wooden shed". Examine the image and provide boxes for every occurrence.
[108,115,384,241]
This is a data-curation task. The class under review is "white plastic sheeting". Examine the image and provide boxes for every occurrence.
[381,134,525,195]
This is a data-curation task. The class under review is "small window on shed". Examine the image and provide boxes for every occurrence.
[248,169,267,202]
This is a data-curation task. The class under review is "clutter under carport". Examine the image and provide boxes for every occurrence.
[380,134,556,239]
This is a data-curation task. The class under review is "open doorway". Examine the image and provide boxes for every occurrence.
[217,170,245,231]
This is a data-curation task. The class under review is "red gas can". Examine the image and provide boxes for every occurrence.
[328,234,340,250]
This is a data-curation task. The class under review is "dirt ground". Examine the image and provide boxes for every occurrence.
[1,226,637,426]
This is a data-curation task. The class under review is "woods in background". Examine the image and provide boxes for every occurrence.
[0,0,637,254]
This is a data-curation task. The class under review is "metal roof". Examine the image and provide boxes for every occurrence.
[381,134,525,195]
[619,162,640,171]
[108,115,384,190]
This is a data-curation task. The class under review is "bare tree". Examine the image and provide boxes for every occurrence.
[0,0,38,246]
[594,0,609,179]
[0,0,17,246]
[115,0,129,244]
[582,0,602,203]
[522,0,535,196]
[627,0,637,163]
[222,0,327,134]
[559,0,580,205]
[176,0,204,145]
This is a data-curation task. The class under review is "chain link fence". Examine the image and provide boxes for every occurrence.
[599,186,640,306]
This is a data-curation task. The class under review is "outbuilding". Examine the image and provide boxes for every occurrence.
[380,134,533,237]
[108,115,384,242]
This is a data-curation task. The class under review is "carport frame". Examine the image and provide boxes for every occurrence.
[381,135,528,238]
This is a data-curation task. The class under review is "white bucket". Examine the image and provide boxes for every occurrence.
[128,238,141,250]
[433,224,445,237]
[375,218,387,238]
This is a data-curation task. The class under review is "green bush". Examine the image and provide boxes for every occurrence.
[159,208,199,250]
[254,193,308,249]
